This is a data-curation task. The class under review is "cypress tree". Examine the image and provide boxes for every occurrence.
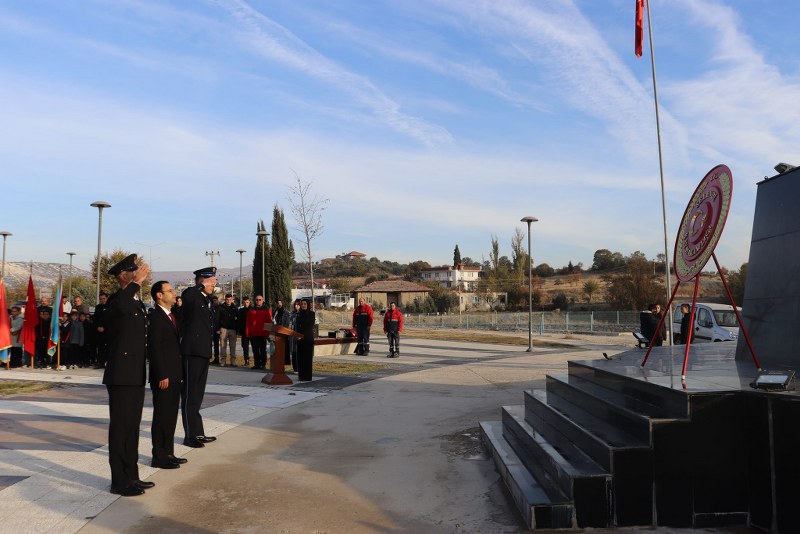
[269,205,293,304]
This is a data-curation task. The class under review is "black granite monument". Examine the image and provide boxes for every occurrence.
[482,165,800,532]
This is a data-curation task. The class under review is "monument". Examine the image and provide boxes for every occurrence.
[481,164,800,532]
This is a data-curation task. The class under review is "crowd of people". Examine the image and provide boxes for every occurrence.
[4,265,410,498]
[2,259,324,497]
[5,293,111,370]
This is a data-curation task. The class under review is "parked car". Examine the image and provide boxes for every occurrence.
[672,302,740,344]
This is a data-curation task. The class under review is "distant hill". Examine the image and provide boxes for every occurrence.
[151,265,252,286]
[2,261,92,291]
[1,261,253,299]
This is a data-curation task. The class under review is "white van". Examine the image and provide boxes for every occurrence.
[672,302,740,343]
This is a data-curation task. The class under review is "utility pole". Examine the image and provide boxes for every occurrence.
[205,250,220,267]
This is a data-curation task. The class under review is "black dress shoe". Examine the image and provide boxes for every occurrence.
[183,438,205,448]
[111,484,145,496]
[196,435,216,443]
[166,454,188,464]
[134,480,155,489]
[151,458,180,469]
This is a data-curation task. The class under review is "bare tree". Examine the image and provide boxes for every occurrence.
[510,228,527,287]
[287,170,328,306]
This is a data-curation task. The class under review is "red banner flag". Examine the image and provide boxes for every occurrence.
[22,276,39,358]
[635,0,645,57]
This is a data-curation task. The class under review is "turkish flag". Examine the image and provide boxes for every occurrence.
[635,0,645,57]
[22,276,39,358]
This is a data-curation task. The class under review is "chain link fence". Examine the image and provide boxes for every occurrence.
[318,310,643,334]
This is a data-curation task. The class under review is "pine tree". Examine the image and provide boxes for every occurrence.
[269,205,293,304]
[453,244,462,268]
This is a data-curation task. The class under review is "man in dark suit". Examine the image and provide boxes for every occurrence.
[148,281,188,469]
[180,266,217,448]
[102,254,153,497]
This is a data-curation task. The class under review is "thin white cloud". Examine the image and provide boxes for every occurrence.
[208,0,454,148]
[0,4,219,82]
[418,0,684,162]
[663,0,800,175]
[316,17,547,112]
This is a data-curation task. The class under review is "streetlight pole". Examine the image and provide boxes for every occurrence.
[0,231,11,278]
[236,249,246,302]
[90,201,111,306]
[256,230,269,299]
[66,252,76,300]
[521,216,538,352]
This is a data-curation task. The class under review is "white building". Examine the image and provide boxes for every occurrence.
[420,264,481,290]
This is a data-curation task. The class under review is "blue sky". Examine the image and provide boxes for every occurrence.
[2,0,799,274]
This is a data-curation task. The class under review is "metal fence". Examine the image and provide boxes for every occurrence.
[317,310,643,334]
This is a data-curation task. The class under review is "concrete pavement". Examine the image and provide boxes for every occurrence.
[1,333,629,533]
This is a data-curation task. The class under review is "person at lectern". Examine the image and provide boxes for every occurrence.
[296,299,315,381]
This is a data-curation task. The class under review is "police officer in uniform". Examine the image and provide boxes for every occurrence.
[102,254,153,496]
[180,266,217,448]
[93,292,109,369]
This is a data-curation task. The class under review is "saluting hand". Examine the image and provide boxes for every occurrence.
[133,263,150,285]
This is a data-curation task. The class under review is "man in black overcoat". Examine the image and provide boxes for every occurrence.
[148,281,187,469]
[93,292,109,369]
[180,266,217,448]
[102,254,152,496]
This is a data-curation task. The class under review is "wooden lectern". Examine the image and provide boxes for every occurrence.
[261,324,303,385]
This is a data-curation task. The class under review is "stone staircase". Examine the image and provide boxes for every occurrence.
[481,357,751,530]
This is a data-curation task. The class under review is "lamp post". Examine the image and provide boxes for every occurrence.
[66,252,76,300]
[236,249,246,302]
[256,230,269,299]
[0,231,11,278]
[521,216,538,352]
[90,201,111,306]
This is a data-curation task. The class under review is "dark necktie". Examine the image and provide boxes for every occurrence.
[169,312,177,330]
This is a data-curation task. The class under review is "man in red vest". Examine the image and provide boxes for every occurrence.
[383,301,403,358]
[352,297,374,355]
[246,295,272,370]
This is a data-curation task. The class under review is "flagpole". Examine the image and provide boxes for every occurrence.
[645,0,674,345]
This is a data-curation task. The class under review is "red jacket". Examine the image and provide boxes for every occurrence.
[245,307,273,338]
[383,308,403,333]
[352,304,374,328]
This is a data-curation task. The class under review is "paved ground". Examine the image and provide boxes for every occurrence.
[1,333,749,533]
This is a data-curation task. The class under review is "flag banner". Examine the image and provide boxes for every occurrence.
[22,276,39,357]
[0,280,11,363]
[47,279,63,357]
[635,0,645,57]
